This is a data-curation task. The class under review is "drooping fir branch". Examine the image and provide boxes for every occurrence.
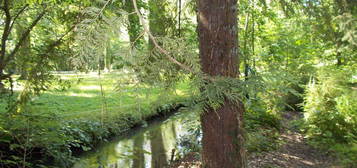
[132,0,195,74]
[94,0,112,21]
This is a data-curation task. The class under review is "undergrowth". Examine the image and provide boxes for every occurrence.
[303,66,357,167]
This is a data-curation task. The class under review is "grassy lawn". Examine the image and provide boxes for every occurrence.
[1,71,191,124]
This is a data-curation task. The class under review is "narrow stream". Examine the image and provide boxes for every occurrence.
[73,111,197,168]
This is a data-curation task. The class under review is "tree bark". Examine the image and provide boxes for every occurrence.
[0,0,11,65]
[0,0,12,87]
[197,0,247,167]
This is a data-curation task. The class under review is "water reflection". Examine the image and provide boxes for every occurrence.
[132,135,144,168]
[73,113,190,168]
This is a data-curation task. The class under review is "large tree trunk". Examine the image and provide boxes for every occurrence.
[197,0,247,167]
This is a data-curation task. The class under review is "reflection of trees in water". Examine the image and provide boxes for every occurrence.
[162,121,178,161]
[116,139,132,167]
[108,163,118,168]
[92,145,126,168]
[167,122,178,163]
[171,122,177,140]
[132,135,145,168]
[73,117,189,168]
[150,126,168,168]
[95,150,107,167]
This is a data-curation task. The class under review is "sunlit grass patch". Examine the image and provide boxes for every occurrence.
[1,71,191,121]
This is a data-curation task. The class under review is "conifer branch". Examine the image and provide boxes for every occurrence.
[131,0,195,74]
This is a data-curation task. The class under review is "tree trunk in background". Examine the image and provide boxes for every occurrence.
[197,0,247,167]
[124,0,144,49]
[136,0,168,81]
[148,0,167,51]
[103,46,112,72]
[16,23,31,79]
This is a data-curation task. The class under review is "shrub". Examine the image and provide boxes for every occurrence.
[331,143,357,167]
[245,101,282,153]
[303,67,357,144]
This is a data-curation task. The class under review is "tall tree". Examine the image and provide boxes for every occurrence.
[0,0,84,91]
[148,0,168,51]
[123,0,144,49]
[135,0,171,83]
[197,0,247,167]
[0,0,46,91]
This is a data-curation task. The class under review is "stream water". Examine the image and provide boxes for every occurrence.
[72,111,197,168]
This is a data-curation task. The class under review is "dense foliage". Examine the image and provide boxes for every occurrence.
[304,67,357,144]
[303,67,357,166]
[0,0,356,167]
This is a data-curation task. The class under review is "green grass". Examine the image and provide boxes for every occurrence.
[0,71,192,130]
[26,72,190,120]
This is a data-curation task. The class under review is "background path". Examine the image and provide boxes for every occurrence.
[248,111,337,168]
